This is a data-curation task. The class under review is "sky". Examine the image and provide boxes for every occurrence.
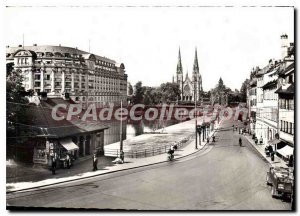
[5,6,294,91]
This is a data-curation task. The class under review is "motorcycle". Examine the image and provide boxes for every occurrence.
[167,149,174,161]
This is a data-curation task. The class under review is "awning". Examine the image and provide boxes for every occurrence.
[60,138,79,151]
[268,139,281,145]
[277,145,294,158]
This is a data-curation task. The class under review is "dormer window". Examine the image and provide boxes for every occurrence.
[45,52,53,57]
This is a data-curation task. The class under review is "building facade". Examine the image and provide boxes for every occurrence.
[276,45,294,148]
[247,34,294,160]
[6,44,128,107]
[174,48,203,102]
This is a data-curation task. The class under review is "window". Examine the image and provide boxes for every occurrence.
[34,82,41,87]
[46,75,50,80]
[35,75,41,80]
[291,123,294,135]
[280,120,283,131]
[289,99,294,110]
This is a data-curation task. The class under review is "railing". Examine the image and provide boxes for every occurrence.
[105,135,194,158]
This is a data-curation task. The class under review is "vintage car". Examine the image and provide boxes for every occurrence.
[266,166,293,200]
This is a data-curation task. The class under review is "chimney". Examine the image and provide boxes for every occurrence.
[33,43,37,46]
[281,34,289,59]
[18,45,22,47]
[6,45,9,48]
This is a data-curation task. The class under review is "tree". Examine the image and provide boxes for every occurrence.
[239,79,250,102]
[159,82,180,103]
[133,81,145,104]
[6,63,34,159]
[127,82,133,96]
[217,77,226,92]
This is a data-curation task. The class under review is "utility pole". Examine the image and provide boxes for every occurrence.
[120,100,123,152]
[194,80,198,149]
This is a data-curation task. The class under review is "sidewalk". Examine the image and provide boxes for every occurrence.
[244,134,288,168]
[6,120,221,193]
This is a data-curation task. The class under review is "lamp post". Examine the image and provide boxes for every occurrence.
[194,80,198,149]
[120,99,123,152]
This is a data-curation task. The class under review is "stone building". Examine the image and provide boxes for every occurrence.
[174,48,203,102]
[6,44,128,107]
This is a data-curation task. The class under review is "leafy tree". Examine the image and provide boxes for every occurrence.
[133,81,145,104]
[217,77,226,92]
[239,79,250,102]
[159,82,180,103]
[127,82,133,96]
[6,63,34,159]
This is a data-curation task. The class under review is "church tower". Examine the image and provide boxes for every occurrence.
[176,48,183,99]
[192,48,202,101]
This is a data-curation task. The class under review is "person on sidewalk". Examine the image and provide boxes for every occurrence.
[120,150,125,163]
[232,125,234,132]
[66,153,71,169]
[51,155,57,175]
[259,136,263,145]
[92,153,98,171]
[239,137,242,147]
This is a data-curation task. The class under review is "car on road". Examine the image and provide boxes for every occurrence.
[266,166,293,201]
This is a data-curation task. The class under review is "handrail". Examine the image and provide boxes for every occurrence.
[105,135,194,158]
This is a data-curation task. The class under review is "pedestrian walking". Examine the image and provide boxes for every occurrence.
[232,125,234,132]
[51,155,57,175]
[259,136,263,145]
[93,153,98,171]
[66,153,71,169]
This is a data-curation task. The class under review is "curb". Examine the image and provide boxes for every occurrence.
[244,135,272,166]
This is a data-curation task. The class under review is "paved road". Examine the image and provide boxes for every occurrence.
[7,119,291,210]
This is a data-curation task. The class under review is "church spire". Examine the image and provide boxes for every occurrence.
[177,47,183,74]
[193,47,199,74]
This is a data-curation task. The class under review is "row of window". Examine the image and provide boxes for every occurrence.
[263,90,277,100]
[17,58,29,65]
[279,98,294,110]
[280,120,294,135]
[257,108,278,122]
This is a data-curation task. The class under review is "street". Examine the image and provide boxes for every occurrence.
[6,119,291,210]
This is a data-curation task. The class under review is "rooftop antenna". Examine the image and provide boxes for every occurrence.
[22,34,24,47]
[89,39,91,53]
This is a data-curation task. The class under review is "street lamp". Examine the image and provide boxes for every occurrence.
[194,80,198,149]
[120,98,123,152]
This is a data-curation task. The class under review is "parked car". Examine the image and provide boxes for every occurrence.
[266,166,293,201]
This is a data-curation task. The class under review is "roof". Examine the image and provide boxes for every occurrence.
[262,80,277,90]
[28,98,108,139]
[278,62,294,77]
[249,78,257,87]
[275,83,294,95]
[6,45,116,64]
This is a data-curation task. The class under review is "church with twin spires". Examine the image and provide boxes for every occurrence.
[173,48,203,102]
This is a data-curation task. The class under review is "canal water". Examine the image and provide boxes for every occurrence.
[104,119,185,146]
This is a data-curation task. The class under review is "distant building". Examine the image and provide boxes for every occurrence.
[6,44,128,107]
[174,48,203,102]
